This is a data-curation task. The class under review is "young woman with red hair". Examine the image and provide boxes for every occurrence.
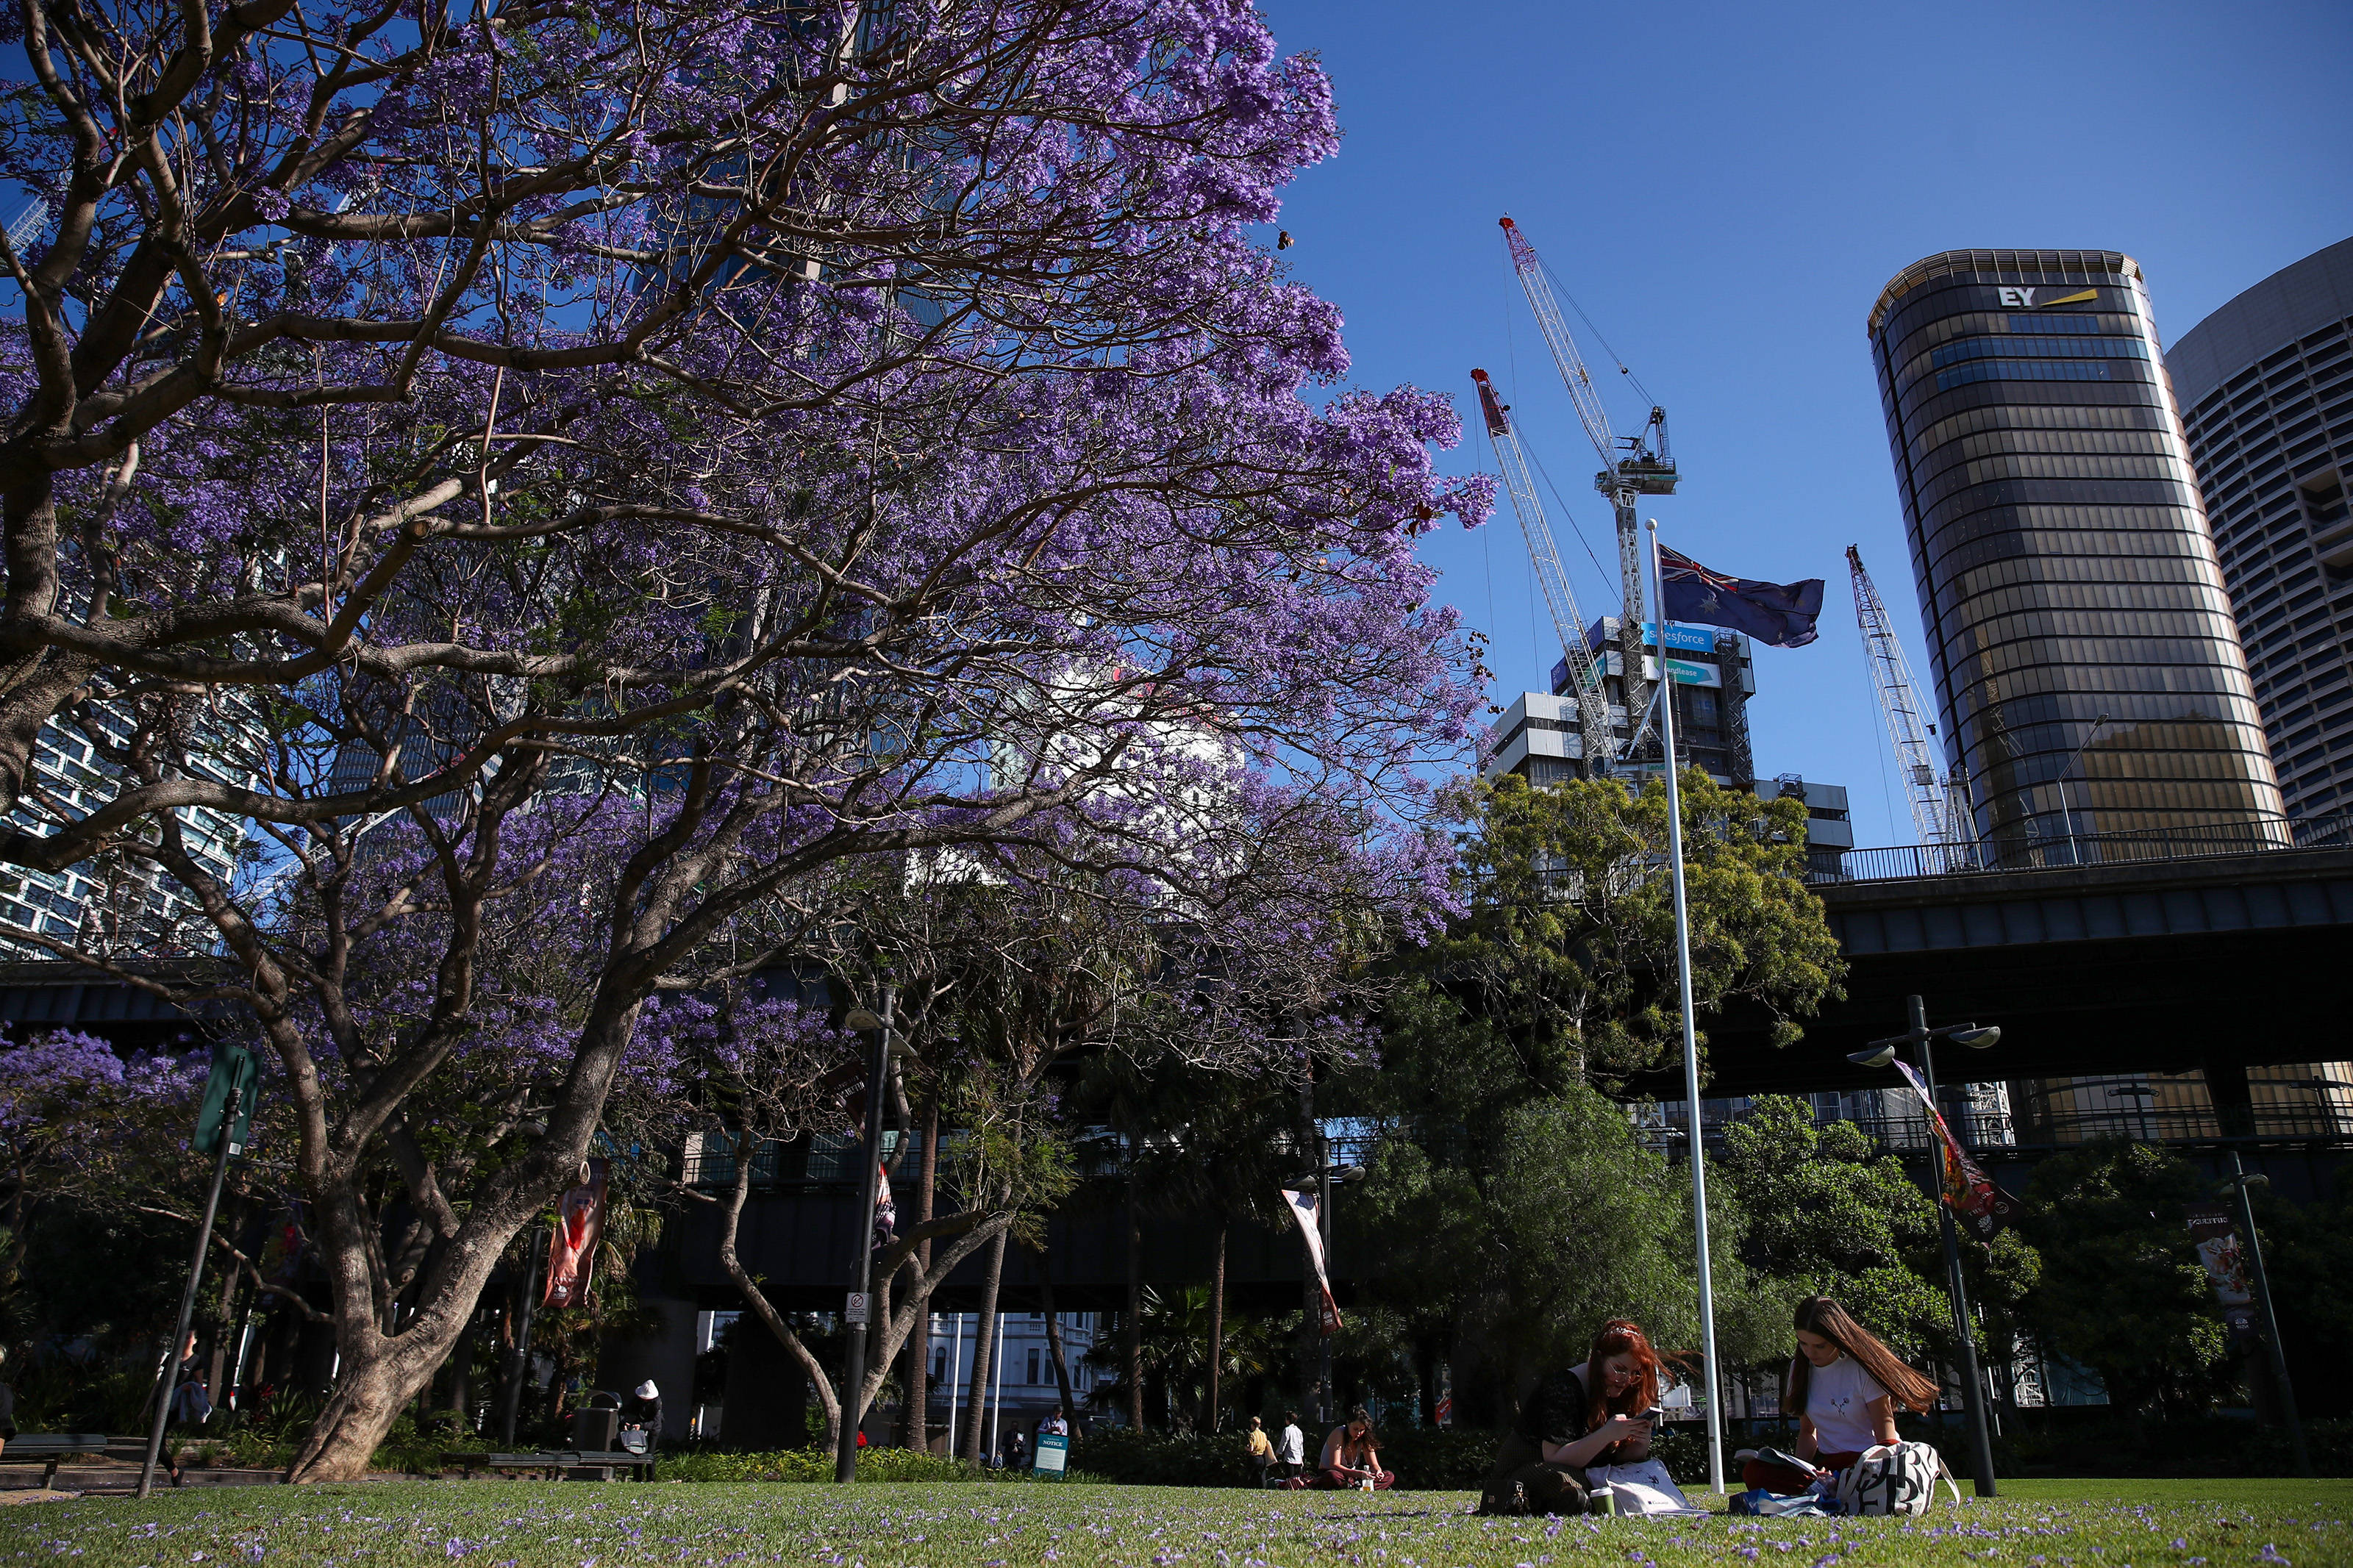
[1480,1319,1674,1516]
[1743,1295,1941,1494]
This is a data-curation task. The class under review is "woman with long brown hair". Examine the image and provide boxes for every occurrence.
[1743,1295,1940,1493]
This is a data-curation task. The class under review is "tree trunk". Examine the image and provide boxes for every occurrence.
[961,1228,1007,1467]
[1040,1272,1076,1428]
[710,1130,844,1451]
[1206,1221,1227,1434]
[1125,1201,1145,1431]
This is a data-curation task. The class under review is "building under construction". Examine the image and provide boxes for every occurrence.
[1483,617,1749,790]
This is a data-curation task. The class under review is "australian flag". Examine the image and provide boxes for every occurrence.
[1657,546,1825,648]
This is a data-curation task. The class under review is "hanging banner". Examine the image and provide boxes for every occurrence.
[1891,1062,2021,1242]
[2184,1203,2260,1347]
[871,1161,897,1251]
[1279,1186,1343,1335]
[543,1158,608,1308]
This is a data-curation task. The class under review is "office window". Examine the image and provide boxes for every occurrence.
[1027,1348,1041,1385]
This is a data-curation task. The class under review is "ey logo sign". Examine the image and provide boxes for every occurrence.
[1999,286,2099,309]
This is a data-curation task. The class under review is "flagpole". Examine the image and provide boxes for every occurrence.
[1649,520,1725,1495]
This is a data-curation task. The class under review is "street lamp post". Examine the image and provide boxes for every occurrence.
[1849,995,2002,1497]
[2219,1154,2312,1478]
[835,990,895,1483]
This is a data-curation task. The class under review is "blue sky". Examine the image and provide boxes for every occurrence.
[1257,0,2353,845]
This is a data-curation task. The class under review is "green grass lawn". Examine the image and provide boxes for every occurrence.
[4,1480,2346,1568]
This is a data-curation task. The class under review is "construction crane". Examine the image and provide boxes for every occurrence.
[1847,545,1973,850]
[1472,368,1615,775]
[1499,216,1678,751]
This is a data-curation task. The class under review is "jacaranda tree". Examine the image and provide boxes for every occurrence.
[0,0,1489,1475]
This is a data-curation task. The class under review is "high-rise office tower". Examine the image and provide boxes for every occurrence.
[2165,237,2353,819]
[0,712,245,956]
[1868,249,2285,848]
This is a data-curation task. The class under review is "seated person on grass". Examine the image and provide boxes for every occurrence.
[1300,1406,1393,1490]
[1481,1318,1668,1517]
[1742,1295,1940,1494]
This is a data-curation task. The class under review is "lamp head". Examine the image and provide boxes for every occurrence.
[1338,1164,1368,1184]
[1946,1025,2002,1050]
[1847,1045,1898,1070]
[843,1006,885,1031]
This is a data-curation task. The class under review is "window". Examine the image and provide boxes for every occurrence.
[1027,1349,1041,1385]
[935,1351,948,1384]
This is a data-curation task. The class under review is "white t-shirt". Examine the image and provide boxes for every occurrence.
[1800,1353,1890,1456]
[1277,1423,1304,1464]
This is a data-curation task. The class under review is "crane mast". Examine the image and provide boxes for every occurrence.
[1472,370,1615,775]
[1499,217,1678,753]
[1847,545,1972,851]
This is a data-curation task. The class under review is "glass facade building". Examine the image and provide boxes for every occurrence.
[1868,249,2285,850]
[2164,237,2353,819]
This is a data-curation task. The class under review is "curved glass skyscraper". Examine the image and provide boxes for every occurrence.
[1868,248,2285,850]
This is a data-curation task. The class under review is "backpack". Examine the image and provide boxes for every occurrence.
[1834,1442,1960,1517]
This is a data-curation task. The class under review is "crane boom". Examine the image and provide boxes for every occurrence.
[1499,216,1678,758]
[1847,545,1972,850]
[1473,369,1614,775]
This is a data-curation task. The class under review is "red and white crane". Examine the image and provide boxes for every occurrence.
[1471,369,1615,773]
[1499,216,1679,738]
[1847,545,1973,849]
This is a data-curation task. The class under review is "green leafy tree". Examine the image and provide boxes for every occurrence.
[1424,770,1843,1090]
[1347,1085,1777,1425]
[1335,772,1842,1421]
[2018,1139,2231,1416]
[1715,1095,1949,1359]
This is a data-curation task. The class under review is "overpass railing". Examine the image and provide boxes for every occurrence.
[1654,1103,2353,1155]
[1810,814,2353,885]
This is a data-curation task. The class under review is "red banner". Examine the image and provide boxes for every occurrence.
[1893,1062,2020,1242]
[544,1159,607,1308]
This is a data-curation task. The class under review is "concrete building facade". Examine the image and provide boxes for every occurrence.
[2165,237,2353,819]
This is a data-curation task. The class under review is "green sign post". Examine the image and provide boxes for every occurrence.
[139,1045,260,1497]
[1033,1431,1069,1479]
[193,1045,261,1157]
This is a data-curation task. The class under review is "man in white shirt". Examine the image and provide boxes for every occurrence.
[1277,1411,1306,1483]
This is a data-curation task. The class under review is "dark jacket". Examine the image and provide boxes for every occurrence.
[620,1395,663,1446]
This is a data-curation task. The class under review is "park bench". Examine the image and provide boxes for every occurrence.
[0,1434,111,1489]
[443,1450,654,1481]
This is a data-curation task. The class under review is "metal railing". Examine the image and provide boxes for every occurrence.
[1810,815,2353,885]
[1649,1103,2353,1154]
